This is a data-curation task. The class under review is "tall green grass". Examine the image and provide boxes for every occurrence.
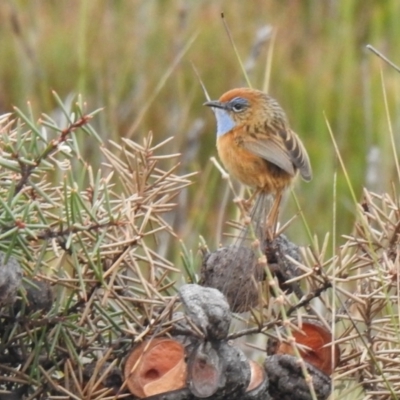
[1,0,400,253]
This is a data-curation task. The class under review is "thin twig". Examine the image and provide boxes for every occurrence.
[366,44,400,73]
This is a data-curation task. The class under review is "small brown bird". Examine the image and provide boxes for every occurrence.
[204,87,312,232]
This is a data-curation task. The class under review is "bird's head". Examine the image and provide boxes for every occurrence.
[204,88,277,137]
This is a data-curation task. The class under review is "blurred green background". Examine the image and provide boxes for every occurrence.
[1,0,400,255]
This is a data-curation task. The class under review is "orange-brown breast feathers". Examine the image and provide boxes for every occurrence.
[217,130,294,194]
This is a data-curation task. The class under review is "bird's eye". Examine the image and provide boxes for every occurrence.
[230,97,248,113]
[232,103,244,112]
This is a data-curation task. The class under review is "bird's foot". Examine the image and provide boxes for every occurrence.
[233,197,253,214]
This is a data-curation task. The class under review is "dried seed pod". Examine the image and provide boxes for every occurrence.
[0,253,22,307]
[178,284,231,340]
[170,311,199,355]
[244,360,270,399]
[200,246,264,312]
[264,234,303,298]
[14,278,53,314]
[264,354,331,400]
[188,341,222,398]
[124,338,187,398]
[141,387,194,400]
[267,320,340,376]
[187,341,251,399]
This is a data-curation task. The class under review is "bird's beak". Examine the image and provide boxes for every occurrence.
[203,100,225,110]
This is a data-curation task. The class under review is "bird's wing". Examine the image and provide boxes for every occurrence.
[240,134,296,176]
[240,129,312,181]
[281,128,312,181]
[289,131,312,182]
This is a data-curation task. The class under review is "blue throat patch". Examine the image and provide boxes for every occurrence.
[214,108,236,137]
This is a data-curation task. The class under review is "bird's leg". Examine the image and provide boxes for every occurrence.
[234,190,268,247]
[234,188,261,215]
[266,191,283,239]
[244,188,261,212]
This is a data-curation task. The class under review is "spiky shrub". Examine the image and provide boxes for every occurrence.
[1,94,400,400]
[322,189,400,399]
[0,95,194,399]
